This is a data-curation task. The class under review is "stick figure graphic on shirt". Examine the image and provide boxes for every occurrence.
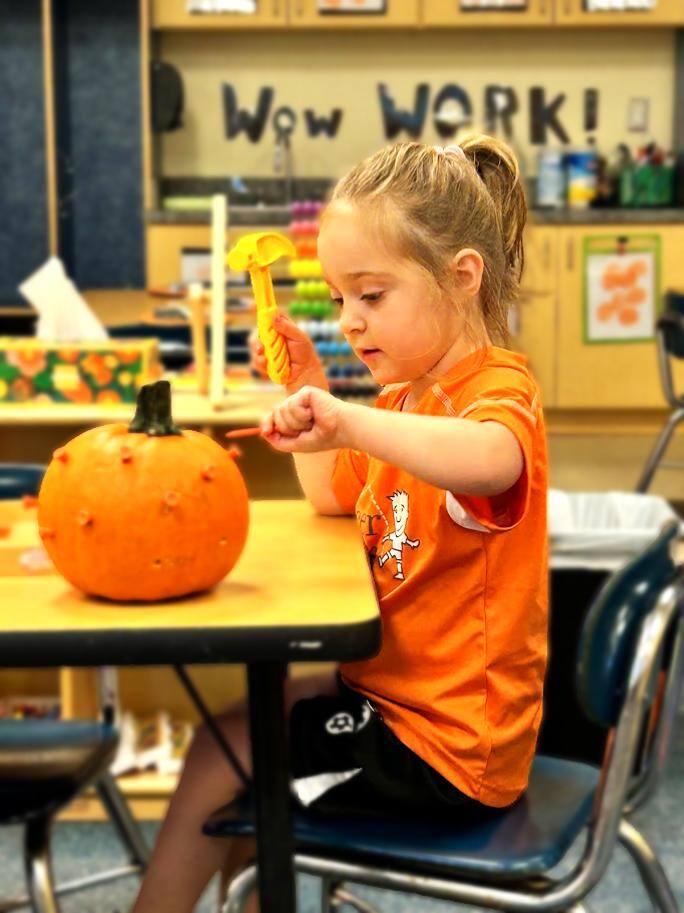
[377,490,420,580]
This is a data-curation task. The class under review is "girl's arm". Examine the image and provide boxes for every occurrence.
[342,404,522,497]
[263,387,523,498]
[291,451,346,515]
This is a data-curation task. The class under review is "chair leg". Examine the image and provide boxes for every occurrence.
[619,819,678,913]
[24,817,60,913]
[635,409,684,492]
[95,772,150,869]
[222,864,259,913]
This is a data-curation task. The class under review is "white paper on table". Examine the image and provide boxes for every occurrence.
[18,257,108,342]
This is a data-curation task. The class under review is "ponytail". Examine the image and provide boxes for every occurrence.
[460,134,527,310]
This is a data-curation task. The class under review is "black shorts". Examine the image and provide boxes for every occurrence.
[289,677,496,822]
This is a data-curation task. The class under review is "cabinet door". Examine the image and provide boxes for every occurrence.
[152,0,287,28]
[289,0,420,27]
[554,0,684,26]
[514,226,557,405]
[555,226,684,409]
[422,0,552,26]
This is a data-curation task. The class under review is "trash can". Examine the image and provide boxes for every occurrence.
[537,490,681,766]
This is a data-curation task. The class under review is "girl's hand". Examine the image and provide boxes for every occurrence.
[249,314,329,394]
[261,386,351,453]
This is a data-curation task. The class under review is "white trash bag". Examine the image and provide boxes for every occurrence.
[548,489,683,571]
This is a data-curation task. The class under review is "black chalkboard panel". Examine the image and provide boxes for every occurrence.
[0,1,49,305]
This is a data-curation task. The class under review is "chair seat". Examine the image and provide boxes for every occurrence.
[0,720,118,824]
[203,754,599,881]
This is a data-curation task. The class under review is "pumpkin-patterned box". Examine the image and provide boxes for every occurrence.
[0,338,161,404]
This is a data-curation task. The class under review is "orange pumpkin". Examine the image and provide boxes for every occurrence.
[37,380,249,601]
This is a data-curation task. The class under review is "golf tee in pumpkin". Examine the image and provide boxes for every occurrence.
[37,380,250,602]
[227,231,296,385]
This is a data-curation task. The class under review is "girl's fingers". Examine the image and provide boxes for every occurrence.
[273,314,304,340]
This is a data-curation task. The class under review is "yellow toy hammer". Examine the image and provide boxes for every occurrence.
[227,231,297,385]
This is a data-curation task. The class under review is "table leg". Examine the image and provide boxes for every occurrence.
[247,662,295,913]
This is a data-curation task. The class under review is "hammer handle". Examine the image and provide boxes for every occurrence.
[251,266,291,385]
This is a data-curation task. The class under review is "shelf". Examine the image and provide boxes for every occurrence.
[59,771,180,822]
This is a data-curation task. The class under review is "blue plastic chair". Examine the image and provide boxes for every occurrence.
[205,521,684,913]
[0,464,149,912]
[0,464,46,501]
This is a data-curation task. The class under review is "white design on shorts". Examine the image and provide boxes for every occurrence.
[325,712,354,735]
[325,703,371,736]
[291,768,362,806]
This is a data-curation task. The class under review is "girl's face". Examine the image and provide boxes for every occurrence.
[317,202,463,389]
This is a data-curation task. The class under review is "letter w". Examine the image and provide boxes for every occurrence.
[222,85,273,142]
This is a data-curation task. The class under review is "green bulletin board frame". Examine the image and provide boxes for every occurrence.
[582,234,661,345]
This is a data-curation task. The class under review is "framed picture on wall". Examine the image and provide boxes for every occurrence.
[583,234,661,344]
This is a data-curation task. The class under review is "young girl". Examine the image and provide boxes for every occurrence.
[132,135,548,913]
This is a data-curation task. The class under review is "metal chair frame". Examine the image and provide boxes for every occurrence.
[223,567,684,913]
[638,311,684,492]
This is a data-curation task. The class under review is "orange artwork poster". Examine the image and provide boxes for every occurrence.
[584,235,660,344]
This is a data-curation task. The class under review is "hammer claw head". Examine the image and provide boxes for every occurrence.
[227,231,297,271]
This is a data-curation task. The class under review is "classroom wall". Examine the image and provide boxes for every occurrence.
[158,28,675,181]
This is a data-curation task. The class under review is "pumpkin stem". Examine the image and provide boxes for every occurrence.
[128,380,182,437]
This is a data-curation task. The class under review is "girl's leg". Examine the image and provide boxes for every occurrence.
[132,708,252,913]
[131,668,338,913]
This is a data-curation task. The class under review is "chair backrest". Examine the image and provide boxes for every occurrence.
[658,291,684,359]
[0,463,46,500]
[576,520,679,728]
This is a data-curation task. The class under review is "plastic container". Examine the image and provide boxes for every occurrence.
[566,148,599,209]
[539,489,682,766]
[536,149,565,209]
[548,489,681,570]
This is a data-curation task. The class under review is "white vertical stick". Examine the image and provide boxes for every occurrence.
[210,193,227,408]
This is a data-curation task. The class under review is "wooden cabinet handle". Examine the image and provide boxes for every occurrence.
[566,236,575,271]
[543,237,551,272]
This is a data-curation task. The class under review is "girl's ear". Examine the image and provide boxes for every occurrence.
[450,248,484,297]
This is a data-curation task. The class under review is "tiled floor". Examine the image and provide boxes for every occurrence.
[0,710,681,912]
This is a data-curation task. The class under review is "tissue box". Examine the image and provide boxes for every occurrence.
[0,339,161,404]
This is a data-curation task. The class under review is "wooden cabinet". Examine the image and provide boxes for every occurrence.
[151,0,287,29]
[515,226,558,406]
[288,0,420,27]
[422,0,552,27]
[146,223,291,288]
[554,0,684,26]
[512,225,558,407]
[555,226,684,408]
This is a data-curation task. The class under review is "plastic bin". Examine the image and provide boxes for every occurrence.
[537,490,681,765]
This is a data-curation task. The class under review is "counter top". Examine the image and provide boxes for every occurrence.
[0,388,282,427]
[147,206,684,227]
[530,208,684,225]
[146,206,291,226]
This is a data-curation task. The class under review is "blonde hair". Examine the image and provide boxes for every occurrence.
[326,135,527,348]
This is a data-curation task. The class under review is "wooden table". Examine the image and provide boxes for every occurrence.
[0,499,380,913]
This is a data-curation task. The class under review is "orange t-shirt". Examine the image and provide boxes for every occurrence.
[331,346,548,808]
